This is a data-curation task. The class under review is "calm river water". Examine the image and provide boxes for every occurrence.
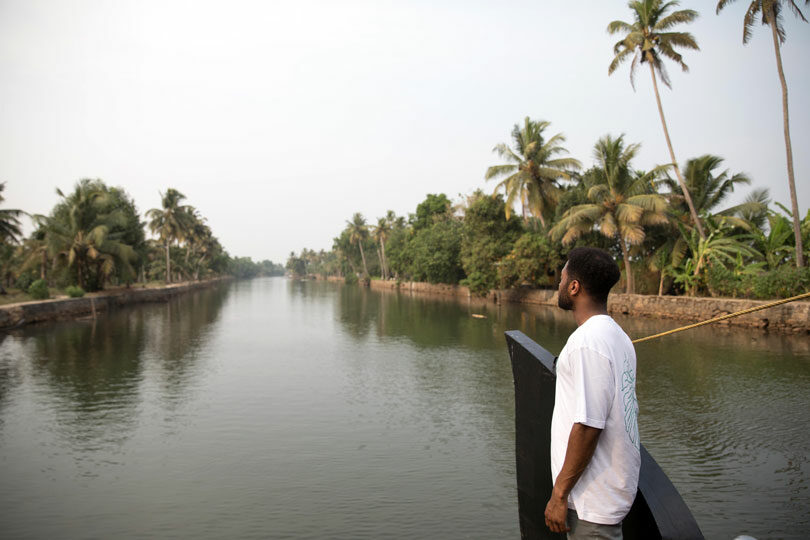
[1,278,808,539]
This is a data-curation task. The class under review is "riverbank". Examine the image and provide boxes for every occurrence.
[361,279,810,334]
[0,278,230,330]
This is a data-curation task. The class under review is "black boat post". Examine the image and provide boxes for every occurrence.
[505,330,704,540]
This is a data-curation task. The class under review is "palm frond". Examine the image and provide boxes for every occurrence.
[599,212,619,238]
[609,43,635,75]
[607,19,635,34]
[655,9,699,31]
[616,203,644,224]
[742,1,762,43]
[485,164,518,180]
[621,223,646,245]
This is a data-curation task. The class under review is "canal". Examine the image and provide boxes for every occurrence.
[1,277,808,539]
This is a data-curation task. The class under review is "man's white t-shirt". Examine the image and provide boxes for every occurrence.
[550,314,640,525]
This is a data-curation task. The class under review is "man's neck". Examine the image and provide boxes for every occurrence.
[573,303,609,327]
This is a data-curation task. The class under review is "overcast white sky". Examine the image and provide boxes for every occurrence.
[1,0,808,264]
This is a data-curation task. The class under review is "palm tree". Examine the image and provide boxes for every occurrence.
[716,0,807,267]
[664,154,755,227]
[674,218,760,295]
[0,183,24,244]
[751,212,794,269]
[734,187,771,230]
[40,183,137,290]
[372,217,391,280]
[184,216,215,280]
[20,226,49,281]
[146,189,193,283]
[346,212,370,278]
[485,117,581,227]
[608,0,705,239]
[550,135,669,294]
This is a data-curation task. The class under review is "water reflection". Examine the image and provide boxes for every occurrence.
[1,285,229,465]
[141,285,229,411]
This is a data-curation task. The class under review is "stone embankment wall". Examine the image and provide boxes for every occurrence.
[607,293,809,334]
[365,279,809,334]
[0,279,228,330]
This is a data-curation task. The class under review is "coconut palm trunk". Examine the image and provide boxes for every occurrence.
[379,240,388,280]
[658,269,665,296]
[358,241,368,277]
[649,62,706,240]
[165,241,171,283]
[618,235,634,294]
[768,9,805,267]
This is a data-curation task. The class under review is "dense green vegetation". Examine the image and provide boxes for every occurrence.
[287,0,808,299]
[0,180,284,301]
[288,127,808,298]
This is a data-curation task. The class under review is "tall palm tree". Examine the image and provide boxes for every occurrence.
[0,183,24,244]
[372,217,391,280]
[146,189,193,283]
[716,0,807,267]
[485,117,581,227]
[608,0,705,239]
[346,212,369,278]
[550,135,669,294]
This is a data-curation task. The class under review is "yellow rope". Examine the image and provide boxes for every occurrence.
[631,290,810,344]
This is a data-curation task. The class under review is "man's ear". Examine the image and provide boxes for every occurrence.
[568,279,581,297]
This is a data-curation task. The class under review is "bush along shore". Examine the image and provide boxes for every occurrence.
[0,278,230,330]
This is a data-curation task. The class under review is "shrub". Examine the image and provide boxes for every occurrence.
[27,279,50,300]
[751,266,810,299]
[14,272,36,292]
[344,272,358,285]
[405,218,464,285]
[65,285,86,298]
[706,265,810,299]
[497,231,565,289]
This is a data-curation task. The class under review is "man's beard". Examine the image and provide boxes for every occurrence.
[557,287,573,311]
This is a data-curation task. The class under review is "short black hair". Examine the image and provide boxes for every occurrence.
[565,247,620,304]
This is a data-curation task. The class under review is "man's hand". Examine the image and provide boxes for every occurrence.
[544,490,570,534]
[545,423,602,534]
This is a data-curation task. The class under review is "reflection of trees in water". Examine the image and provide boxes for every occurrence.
[287,278,335,303]
[22,309,148,458]
[336,284,375,338]
[9,284,229,458]
[0,333,24,425]
[334,286,531,478]
[142,285,229,410]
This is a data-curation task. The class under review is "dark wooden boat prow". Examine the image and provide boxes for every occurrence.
[506,330,704,540]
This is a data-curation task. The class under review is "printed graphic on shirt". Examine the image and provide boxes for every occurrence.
[621,355,639,449]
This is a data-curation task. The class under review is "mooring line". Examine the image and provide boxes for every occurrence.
[631,290,810,344]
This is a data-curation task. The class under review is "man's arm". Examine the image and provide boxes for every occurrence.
[544,422,602,534]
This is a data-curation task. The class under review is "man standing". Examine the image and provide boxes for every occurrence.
[544,247,640,539]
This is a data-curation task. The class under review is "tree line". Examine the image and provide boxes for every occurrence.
[0,180,284,300]
[287,0,809,299]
